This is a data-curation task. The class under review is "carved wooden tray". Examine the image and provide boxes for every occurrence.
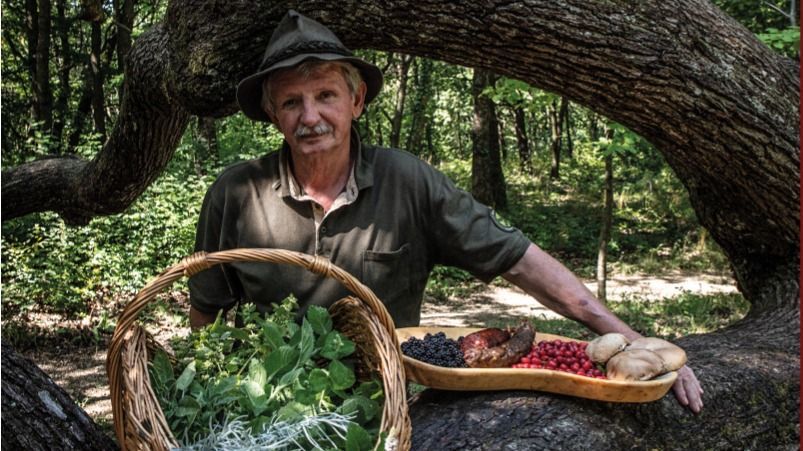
[396,327,677,403]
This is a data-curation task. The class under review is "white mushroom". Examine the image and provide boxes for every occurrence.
[606,349,665,381]
[585,333,630,364]
[626,337,687,372]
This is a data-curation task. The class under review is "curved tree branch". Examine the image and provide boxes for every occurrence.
[2,24,190,225]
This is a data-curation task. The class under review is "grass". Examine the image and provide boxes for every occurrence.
[534,291,750,341]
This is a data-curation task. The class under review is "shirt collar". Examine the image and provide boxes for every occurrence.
[276,125,373,197]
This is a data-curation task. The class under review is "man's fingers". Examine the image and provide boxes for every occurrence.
[673,377,689,405]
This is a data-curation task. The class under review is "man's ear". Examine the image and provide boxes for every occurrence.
[352,82,368,119]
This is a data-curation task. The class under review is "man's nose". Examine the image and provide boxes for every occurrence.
[299,98,322,125]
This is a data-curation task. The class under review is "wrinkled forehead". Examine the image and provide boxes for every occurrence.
[269,60,350,86]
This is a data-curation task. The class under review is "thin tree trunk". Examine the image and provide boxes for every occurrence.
[405,58,434,155]
[90,18,107,142]
[67,66,95,148]
[596,123,614,303]
[34,0,53,136]
[114,0,135,100]
[52,0,71,152]
[25,0,39,129]
[471,68,506,209]
[389,53,412,149]
[548,100,562,179]
[561,96,573,158]
[514,106,532,174]
[498,110,508,161]
[195,116,218,176]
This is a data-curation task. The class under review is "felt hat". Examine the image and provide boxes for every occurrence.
[236,10,383,122]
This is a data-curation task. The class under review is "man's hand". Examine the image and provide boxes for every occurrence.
[671,365,704,414]
[189,305,218,330]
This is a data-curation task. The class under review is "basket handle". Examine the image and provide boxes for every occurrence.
[106,248,401,449]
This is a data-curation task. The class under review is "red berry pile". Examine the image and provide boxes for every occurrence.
[511,339,606,379]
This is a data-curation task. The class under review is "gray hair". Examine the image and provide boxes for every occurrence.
[260,60,363,118]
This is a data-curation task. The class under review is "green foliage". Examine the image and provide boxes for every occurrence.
[1,150,209,318]
[756,26,800,57]
[151,297,383,448]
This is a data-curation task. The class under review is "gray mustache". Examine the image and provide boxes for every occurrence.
[295,122,333,138]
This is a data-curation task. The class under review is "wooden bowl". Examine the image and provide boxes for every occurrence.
[397,327,677,403]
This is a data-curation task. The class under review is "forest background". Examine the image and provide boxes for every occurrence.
[0,0,799,436]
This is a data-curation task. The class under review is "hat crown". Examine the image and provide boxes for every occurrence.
[260,10,351,71]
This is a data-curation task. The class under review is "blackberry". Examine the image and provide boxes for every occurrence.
[401,332,467,368]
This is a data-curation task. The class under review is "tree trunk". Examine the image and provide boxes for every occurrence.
[514,106,532,174]
[404,57,434,156]
[52,0,71,152]
[1,342,118,450]
[389,53,412,149]
[114,0,136,100]
[33,0,53,136]
[548,99,562,179]
[90,18,107,142]
[596,123,614,303]
[471,68,506,209]
[194,115,218,175]
[2,1,798,444]
[67,65,95,149]
[561,96,573,158]
[25,0,39,127]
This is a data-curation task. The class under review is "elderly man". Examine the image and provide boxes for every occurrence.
[188,10,703,413]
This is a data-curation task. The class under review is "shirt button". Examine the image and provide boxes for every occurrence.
[320,226,327,234]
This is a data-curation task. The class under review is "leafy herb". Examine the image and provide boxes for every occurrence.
[149,296,383,449]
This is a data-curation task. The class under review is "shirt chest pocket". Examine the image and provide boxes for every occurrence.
[362,244,414,313]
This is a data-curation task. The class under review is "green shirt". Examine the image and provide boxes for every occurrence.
[189,138,530,327]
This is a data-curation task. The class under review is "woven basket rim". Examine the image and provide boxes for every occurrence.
[106,248,411,451]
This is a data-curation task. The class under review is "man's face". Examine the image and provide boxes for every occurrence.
[267,65,366,159]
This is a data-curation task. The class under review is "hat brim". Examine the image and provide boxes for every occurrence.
[236,53,383,122]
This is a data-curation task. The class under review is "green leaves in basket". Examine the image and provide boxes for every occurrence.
[147,295,385,447]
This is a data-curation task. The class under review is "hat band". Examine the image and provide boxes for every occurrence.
[260,40,354,71]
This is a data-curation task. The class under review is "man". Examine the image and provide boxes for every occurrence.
[189,10,703,413]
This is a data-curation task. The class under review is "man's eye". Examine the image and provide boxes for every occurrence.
[320,91,335,100]
[281,99,298,109]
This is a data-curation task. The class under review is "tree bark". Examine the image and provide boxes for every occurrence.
[548,99,562,179]
[1,1,798,445]
[1,342,118,450]
[52,0,71,152]
[514,106,532,174]
[596,122,614,303]
[114,0,136,100]
[33,0,53,136]
[404,57,434,157]
[471,68,507,209]
[90,17,107,142]
[389,53,412,149]
[560,96,573,158]
[194,115,218,175]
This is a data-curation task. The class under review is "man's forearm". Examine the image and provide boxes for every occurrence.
[502,243,641,340]
[189,306,219,330]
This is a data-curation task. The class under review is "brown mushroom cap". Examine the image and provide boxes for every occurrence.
[627,337,687,372]
[585,333,630,364]
[606,349,665,381]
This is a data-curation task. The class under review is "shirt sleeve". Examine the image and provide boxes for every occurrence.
[188,178,242,314]
[427,170,530,283]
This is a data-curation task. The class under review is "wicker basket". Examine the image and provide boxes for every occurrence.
[106,249,411,450]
